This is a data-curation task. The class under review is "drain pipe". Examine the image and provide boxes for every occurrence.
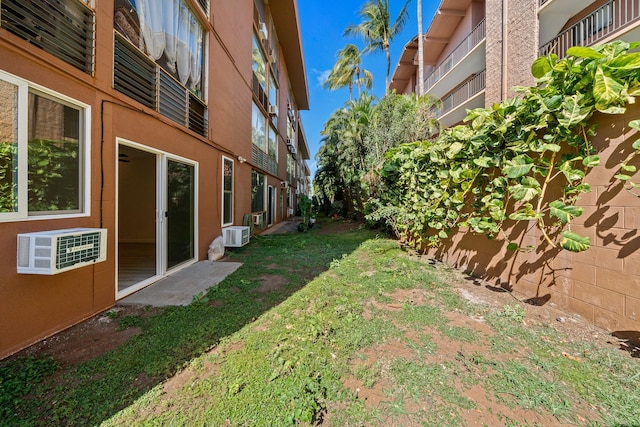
[501,0,508,100]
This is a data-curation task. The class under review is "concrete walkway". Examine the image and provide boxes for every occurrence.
[118,261,242,307]
[261,217,304,235]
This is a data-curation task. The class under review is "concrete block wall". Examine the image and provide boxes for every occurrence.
[428,103,640,333]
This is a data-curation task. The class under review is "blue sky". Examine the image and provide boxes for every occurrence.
[297,0,439,176]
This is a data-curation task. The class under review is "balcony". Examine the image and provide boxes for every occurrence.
[0,0,94,74]
[114,32,207,137]
[540,0,640,57]
[437,70,486,128]
[424,19,486,99]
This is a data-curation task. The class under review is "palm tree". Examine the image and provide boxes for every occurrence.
[344,0,411,93]
[323,44,373,101]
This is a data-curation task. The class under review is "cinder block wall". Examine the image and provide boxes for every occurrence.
[428,103,640,333]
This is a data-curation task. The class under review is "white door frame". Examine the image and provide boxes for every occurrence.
[116,138,199,300]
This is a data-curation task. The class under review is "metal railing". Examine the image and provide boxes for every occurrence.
[438,70,486,118]
[114,32,207,137]
[0,0,94,74]
[424,19,485,91]
[251,144,278,176]
[540,0,640,58]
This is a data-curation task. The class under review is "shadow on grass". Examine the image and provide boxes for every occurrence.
[0,219,374,427]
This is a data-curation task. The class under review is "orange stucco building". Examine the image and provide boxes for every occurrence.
[0,0,311,358]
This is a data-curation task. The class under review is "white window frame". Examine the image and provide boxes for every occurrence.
[0,70,90,222]
[221,155,234,227]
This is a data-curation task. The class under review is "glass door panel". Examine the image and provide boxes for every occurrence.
[166,159,195,269]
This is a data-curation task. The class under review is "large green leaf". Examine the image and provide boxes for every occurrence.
[582,155,600,168]
[508,204,541,221]
[531,56,552,78]
[549,200,584,223]
[560,231,590,252]
[509,183,540,202]
[629,119,640,131]
[607,52,640,69]
[594,67,624,110]
[558,95,592,127]
[503,155,534,179]
[566,46,606,59]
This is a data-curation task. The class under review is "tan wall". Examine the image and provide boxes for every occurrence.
[428,103,640,333]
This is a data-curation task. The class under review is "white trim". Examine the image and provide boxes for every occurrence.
[221,155,234,227]
[0,69,91,222]
[115,138,199,300]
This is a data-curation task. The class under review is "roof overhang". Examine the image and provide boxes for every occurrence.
[270,0,310,110]
[297,118,310,160]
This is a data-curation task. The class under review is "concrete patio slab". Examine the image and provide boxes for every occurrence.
[118,261,242,307]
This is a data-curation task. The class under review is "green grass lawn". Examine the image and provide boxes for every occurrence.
[1,217,639,426]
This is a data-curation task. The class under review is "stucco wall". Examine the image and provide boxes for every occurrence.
[427,103,640,333]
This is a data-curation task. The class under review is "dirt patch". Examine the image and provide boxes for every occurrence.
[11,305,158,368]
[250,274,288,293]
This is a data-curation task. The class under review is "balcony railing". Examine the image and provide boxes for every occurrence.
[438,70,486,118]
[114,32,207,137]
[540,0,640,58]
[0,0,94,74]
[252,144,278,176]
[425,19,486,91]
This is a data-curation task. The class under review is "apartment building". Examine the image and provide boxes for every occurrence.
[0,0,311,358]
[390,0,640,333]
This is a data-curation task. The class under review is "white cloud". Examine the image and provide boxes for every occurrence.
[312,69,331,87]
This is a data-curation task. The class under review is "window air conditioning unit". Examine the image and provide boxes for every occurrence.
[268,105,278,116]
[286,138,293,146]
[17,228,107,275]
[222,226,250,247]
[280,181,288,188]
[290,146,298,156]
[258,22,268,41]
[288,208,294,216]
[253,213,262,225]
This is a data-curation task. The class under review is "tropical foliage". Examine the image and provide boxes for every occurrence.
[314,92,441,218]
[373,41,640,252]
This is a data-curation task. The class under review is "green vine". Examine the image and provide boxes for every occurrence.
[376,41,640,252]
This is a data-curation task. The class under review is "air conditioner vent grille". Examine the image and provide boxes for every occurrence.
[56,231,103,270]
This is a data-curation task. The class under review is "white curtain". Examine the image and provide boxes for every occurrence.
[138,0,165,60]
[136,0,203,88]
[162,0,179,73]
[189,16,203,90]
[176,3,191,85]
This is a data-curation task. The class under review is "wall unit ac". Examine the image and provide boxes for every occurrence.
[258,22,268,41]
[286,138,293,146]
[288,208,294,216]
[290,146,298,156]
[17,228,107,275]
[222,226,250,247]
[280,181,288,188]
[268,105,278,116]
[253,213,262,225]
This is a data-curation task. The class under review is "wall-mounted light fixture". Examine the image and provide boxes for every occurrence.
[238,156,247,163]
